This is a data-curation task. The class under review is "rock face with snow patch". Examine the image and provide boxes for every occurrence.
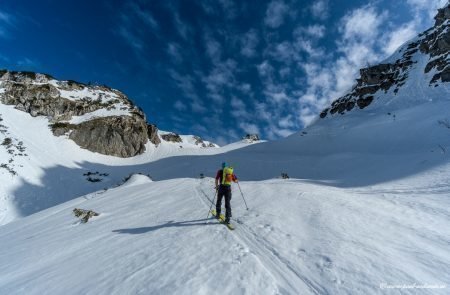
[243,134,260,142]
[161,133,183,143]
[0,70,150,157]
[0,70,218,157]
[147,124,161,146]
[320,4,450,118]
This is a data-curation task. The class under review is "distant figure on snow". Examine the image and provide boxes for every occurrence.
[215,162,238,224]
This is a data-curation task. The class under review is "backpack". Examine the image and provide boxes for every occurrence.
[222,167,234,185]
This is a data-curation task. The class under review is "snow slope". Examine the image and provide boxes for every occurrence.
[0,174,448,294]
[0,103,261,225]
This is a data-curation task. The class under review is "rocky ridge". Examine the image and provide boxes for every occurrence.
[0,71,216,157]
[320,4,449,118]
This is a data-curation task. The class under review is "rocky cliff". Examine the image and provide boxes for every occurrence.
[0,71,158,157]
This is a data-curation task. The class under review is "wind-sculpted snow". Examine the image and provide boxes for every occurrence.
[0,176,449,294]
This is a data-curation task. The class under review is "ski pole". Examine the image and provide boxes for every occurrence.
[207,188,218,218]
[237,182,249,210]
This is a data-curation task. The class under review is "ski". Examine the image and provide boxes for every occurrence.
[210,209,235,230]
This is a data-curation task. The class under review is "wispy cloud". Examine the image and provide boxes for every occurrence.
[199,0,238,19]
[202,59,237,104]
[128,2,158,30]
[168,69,207,113]
[382,22,417,55]
[240,29,259,58]
[0,10,15,38]
[310,0,329,20]
[230,96,251,119]
[406,0,448,23]
[339,5,387,42]
[218,0,238,19]
[116,2,159,53]
[173,12,191,40]
[264,0,289,28]
[204,34,222,64]
[167,42,183,64]
[296,24,326,39]
[174,100,187,111]
[16,57,40,69]
[118,25,144,51]
[239,122,260,135]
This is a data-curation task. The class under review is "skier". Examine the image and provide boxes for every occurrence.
[215,162,238,224]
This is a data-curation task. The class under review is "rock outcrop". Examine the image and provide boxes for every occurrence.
[147,124,161,146]
[193,135,216,147]
[161,133,182,143]
[0,70,153,157]
[243,134,260,142]
[69,116,148,157]
[0,70,219,156]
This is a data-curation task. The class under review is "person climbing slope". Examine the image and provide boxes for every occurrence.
[215,162,238,224]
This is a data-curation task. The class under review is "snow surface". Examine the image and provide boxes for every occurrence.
[67,108,131,124]
[0,103,259,224]
[0,175,448,294]
[48,80,121,103]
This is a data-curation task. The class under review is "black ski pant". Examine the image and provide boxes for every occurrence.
[216,185,232,218]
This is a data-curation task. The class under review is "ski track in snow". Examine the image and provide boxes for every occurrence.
[194,179,325,294]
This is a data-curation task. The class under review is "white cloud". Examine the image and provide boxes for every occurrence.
[298,24,326,39]
[383,22,418,55]
[201,59,237,105]
[264,125,295,140]
[238,83,252,94]
[15,57,40,70]
[240,29,259,58]
[239,122,260,135]
[265,0,289,28]
[278,115,295,128]
[294,37,325,58]
[167,42,183,64]
[298,107,318,126]
[174,12,191,40]
[339,5,387,41]
[230,96,251,119]
[218,0,237,19]
[174,100,187,111]
[168,69,207,113]
[257,60,274,78]
[118,25,143,50]
[0,11,12,23]
[310,0,329,20]
[407,0,448,22]
[0,10,14,38]
[204,35,222,64]
[128,2,158,30]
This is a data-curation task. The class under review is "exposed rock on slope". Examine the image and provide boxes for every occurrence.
[0,70,218,157]
[0,71,151,157]
[161,133,183,143]
[320,4,450,118]
[69,116,148,158]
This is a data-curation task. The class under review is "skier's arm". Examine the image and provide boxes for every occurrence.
[232,174,238,182]
[215,170,221,188]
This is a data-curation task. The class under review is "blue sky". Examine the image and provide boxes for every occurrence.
[0,0,446,144]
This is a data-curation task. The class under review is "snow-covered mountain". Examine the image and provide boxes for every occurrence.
[0,71,261,224]
[0,4,449,295]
